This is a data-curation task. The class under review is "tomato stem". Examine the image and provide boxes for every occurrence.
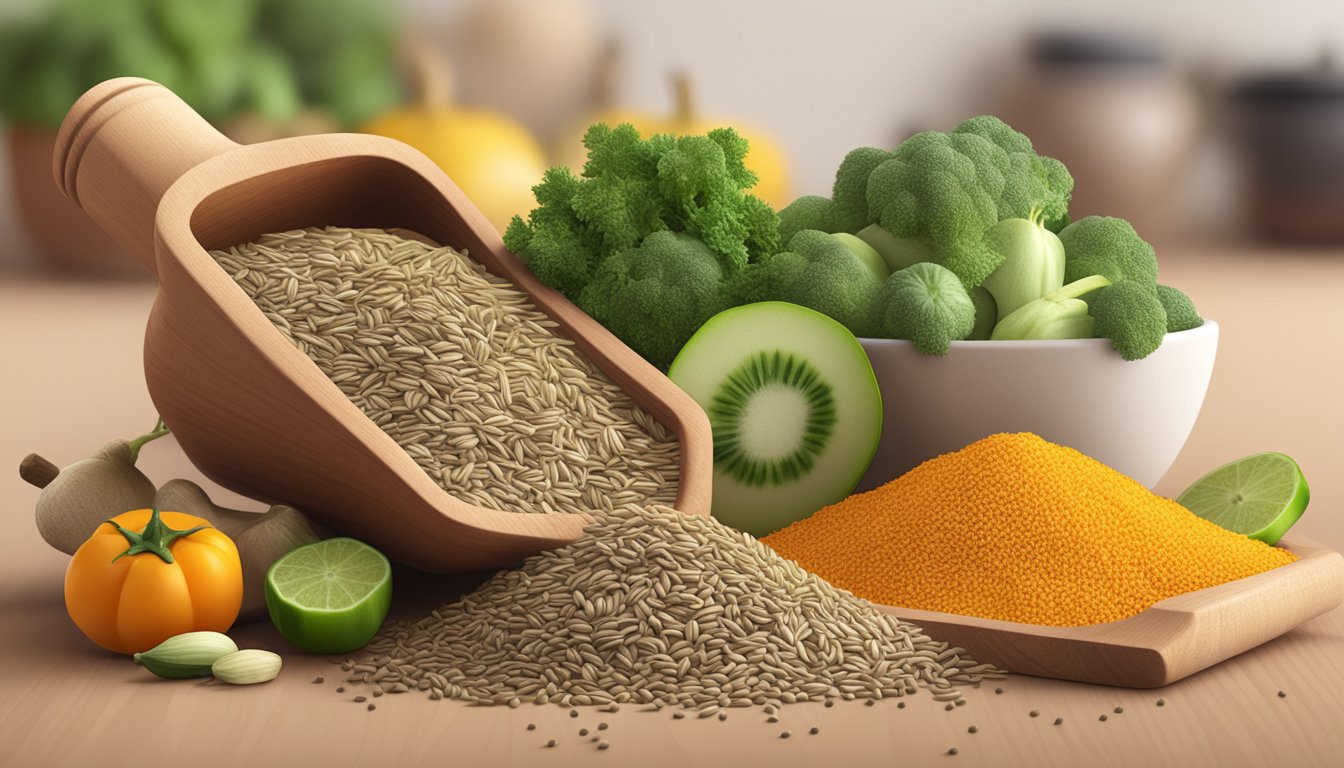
[108,508,207,564]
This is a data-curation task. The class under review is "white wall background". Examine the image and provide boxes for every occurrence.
[407,0,1343,195]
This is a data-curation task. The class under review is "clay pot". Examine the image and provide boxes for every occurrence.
[1228,63,1344,243]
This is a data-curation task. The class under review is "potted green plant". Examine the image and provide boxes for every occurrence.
[0,0,403,276]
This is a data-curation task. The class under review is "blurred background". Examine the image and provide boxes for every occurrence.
[2,0,1344,276]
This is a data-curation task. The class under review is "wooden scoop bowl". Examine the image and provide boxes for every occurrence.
[54,78,713,571]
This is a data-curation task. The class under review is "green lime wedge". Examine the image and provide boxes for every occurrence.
[1176,452,1309,546]
[265,538,392,654]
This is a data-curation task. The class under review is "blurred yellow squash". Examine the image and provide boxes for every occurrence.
[555,61,789,209]
[362,46,548,234]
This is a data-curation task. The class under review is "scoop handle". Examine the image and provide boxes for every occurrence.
[53,78,238,277]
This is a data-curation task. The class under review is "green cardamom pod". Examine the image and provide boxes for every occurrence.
[212,649,283,685]
[134,631,239,679]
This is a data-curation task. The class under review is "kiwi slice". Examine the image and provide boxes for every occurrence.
[669,302,882,536]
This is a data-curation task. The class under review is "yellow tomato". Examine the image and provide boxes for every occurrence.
[65,508,242,655]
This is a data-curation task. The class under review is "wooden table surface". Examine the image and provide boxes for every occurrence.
[2,248,1342,768]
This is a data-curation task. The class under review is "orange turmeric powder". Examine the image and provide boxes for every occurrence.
[763,433,1298,626]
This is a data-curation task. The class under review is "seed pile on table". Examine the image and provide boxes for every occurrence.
[764,432,1299,626]
[210,227,679,515]
[344,504,1002,708]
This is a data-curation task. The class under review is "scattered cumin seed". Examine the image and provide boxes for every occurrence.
[968,726,978,734]
[809,727,819,735]
[546,740,557,748]
[367,703,376,711]
[1053,718,1063,726]
[1029,709,1040,717]
[948,747,959,756]
[312,677,324,684]
[780,731,791,739]
[1099,715,1108,722]
[354,696,367,703]
[1114,706,1124,714]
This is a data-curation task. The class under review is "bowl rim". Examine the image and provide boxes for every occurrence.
[858,318,1218,350]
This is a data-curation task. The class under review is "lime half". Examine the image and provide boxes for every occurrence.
[265,538,392,653]
[1177,452,1309,546]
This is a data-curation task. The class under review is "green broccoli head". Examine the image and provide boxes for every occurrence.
[1156,284,1204,333]
[872,262,976,355]
[777,146,895,244]
[1058,216,1160,287]
[506,122,779,305]
[577,231,730,370]
[953,116,1073,223]
[1089,281,1168,361]
[863,116,1073,289]
[733,230,884,337]
[777,196,834,246]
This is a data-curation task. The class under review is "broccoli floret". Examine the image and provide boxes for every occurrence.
[777,146,894,243]
[733,230,884,337]
[506,123,779,304]
[1156,284,1204,332]
[953,116,1073,224]
[577,231,730,369]
[1089,281,1168,361]
[872,262,975,355]
[991,275,1110,340]
[863,116,1073,289]
[777,195,834,245]
[1058,216,1159,287]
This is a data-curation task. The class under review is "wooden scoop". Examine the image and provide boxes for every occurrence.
[54,78,713,572]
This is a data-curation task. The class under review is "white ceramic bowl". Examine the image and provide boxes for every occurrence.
[856,321,1219,491]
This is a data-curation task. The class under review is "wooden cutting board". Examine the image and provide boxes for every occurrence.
[875,537,1344,688]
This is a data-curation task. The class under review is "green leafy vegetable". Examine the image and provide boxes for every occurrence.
[872,262,975,356]
[1058,216,1159,287]
[0,0,402,129]
[862,116,1074,288]
[506,123,778,368]
[1156,284,1204,333]
[1089,281,1169,360]
[733,230,884,338]
[777,147,893,243]
[577,231,731,370]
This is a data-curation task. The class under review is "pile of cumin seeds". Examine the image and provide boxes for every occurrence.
[344,504,1003,708]
[210,227,680,515]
